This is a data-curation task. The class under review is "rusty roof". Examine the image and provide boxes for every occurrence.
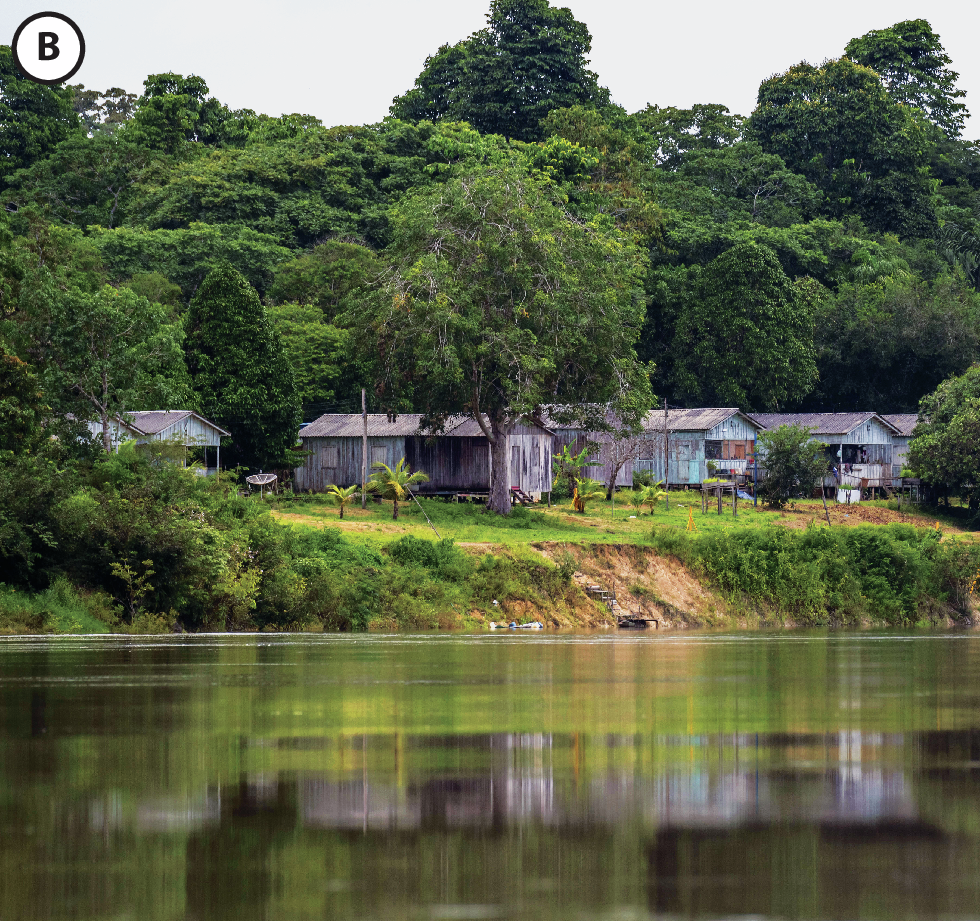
[645,408,765,433]
[300,413,550,439]
[881,414,919,437]
[749,412,900,436]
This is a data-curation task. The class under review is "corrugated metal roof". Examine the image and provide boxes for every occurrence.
[300,414,551,439]
[881,414,919,437]
[750,412,900,436]
[128,411,231,437]
[645,408,765,433]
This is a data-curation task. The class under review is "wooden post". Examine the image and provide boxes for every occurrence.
[361,388,367,509]
[733,485,737,518]
[717,484,722,515]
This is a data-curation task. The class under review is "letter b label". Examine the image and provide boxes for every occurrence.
[12,13,85,84]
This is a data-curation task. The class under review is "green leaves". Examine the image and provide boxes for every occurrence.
[670,243,818,410]
[390,0,609,141]
[757,424,827,509]
[185,267,300,469]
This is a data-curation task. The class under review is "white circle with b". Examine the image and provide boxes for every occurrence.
[12,12,85,85]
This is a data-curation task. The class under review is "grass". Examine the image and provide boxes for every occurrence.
[271,489,978,550]
[0,578,117,634]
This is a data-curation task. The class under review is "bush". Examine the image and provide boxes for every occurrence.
[758,424,827,509]
[651,522,980,625]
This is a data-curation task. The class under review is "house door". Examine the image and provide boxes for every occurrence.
[675,441,692,483]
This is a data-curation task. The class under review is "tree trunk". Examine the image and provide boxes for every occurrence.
[340,505,345,520]
[101,410,112,454]
[488,417,514,516]
[393,499,399,520]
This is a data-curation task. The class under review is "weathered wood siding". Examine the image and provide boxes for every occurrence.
[150,416,223,447]
[295,436,406,492]
[406,436,488,492]
[295,427,553,496]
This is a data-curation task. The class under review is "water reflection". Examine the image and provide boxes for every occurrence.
[2,634,980,919]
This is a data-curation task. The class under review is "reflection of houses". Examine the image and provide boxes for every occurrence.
[550,408,765,488]
[293,414,554,498]
[86,410,229,471]
[752,412,900,486]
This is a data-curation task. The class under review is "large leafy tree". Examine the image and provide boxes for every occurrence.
[267,241,380,318]
[670,243,818,410]
[907,365,980,509]
[758,424,827,508]
[0,46,80,186]
[390,0,609,141]
[33,286,188,452]
[354,165,653,515]
[845,20,968,138]
[185,266,300,469]
[748,57,936,237]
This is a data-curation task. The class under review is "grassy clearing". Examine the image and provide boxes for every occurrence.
[272,490,976,549]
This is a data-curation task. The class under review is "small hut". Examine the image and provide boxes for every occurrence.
[85,410,229,472]
[294,414,554,498]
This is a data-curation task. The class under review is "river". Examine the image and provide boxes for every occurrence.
[1,631,979,919]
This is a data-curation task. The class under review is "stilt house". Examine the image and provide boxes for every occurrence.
[750,413,901,485]
[881,415,918,476]
[294,414,554,498]
[549,408,765,488]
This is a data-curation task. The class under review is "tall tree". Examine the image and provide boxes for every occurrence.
[671,243,818,410]
[748,57,936,237]
[390,0,609,141]
[908,365,980,509]
[185,266,300,469]
[35,286,188,452]
[845,20,968,138]
[353,166,653,515]
[0,46,80,186]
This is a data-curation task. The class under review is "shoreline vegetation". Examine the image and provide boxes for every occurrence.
[3,461,978,635]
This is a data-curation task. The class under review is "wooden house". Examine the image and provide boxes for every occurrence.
[881,414,918,476]
[549,408,765,488]
[294,414,554,498]
[85,411,229,472]
[751,412,901,486]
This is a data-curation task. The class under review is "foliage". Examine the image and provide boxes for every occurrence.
[572,477,604,512]
[354,165,653,514]
[552,443,596,496]
[185,266,300,469]
[650,521,979,625]
[31,285,189,451]
[845,19,968,137]
[757,424,827,508]
[365,457,430,520]
[390,0,609,141]
[908,365,980,510]
[267,241,380,319]
[671,243,818,410]
[325,484,359,519]
[0,46,80,184]
[748,56,936,237]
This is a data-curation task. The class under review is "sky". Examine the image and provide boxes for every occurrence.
[3,0,978,137]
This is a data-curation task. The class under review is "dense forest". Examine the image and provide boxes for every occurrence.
[2,1,980,625]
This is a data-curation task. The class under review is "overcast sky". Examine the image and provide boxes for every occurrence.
[4,0,978,137]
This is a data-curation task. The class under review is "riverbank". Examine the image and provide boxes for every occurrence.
[5,491,977,634]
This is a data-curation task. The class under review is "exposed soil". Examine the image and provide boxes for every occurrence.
[534,542,729,629]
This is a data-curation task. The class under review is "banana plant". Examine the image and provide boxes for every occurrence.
[573,477,605,514]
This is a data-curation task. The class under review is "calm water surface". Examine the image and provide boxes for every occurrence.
[2,631,980,920]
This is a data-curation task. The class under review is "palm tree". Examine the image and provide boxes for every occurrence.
[325,484,360,519]
[573,477,605,514]
[627,487,650,515]
[365,457,430,520]
[644,481,668,515]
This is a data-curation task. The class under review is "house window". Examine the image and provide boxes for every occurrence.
[705,440,722,460]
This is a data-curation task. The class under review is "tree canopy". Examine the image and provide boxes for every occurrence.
[390,0,609,141]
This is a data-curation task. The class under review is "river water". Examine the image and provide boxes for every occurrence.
[2,631,980,920]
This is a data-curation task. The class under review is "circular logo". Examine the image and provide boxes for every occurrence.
[12,12,85,85]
